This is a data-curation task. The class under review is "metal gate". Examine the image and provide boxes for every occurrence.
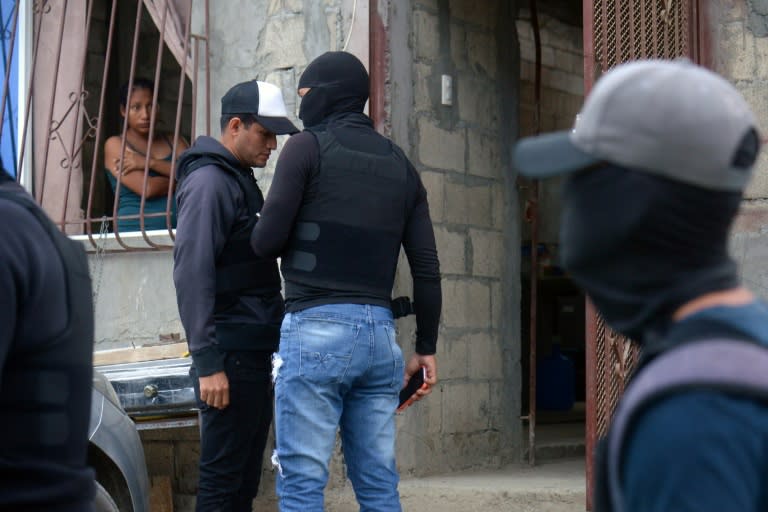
[582,1,703,508]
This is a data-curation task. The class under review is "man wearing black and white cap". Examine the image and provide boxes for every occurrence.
[515,59,768,511]
[173,80,298,511]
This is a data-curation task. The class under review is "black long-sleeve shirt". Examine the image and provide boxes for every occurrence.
[251,114,441,354]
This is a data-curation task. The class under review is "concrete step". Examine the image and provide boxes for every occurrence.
[523,420,586,462]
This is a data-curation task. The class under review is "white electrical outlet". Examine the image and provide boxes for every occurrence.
[441,74,453,106]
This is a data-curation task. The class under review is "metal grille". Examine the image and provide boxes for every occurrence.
[594,0,691,73]
[585,3,700,508]
[589,0,695,430]
[1,0,209,250]
[593,316,640,438]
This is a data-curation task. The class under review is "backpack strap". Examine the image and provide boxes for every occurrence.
[607,338,768,512]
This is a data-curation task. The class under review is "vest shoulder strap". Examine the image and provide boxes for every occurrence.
[606,338,768,511]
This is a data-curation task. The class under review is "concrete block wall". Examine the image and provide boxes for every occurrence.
[708,0,768,299]
[90,0,527,505]
[388,0,523,476]
[516,8,583,245]
[189,0,367,191]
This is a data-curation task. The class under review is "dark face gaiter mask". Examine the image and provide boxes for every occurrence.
[298,51,369,128]
[559,165,742,343]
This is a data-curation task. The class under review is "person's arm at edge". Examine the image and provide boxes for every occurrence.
[402,162,442,398]
[250,132,316,258]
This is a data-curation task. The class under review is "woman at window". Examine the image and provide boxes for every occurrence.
[103,78,188,232]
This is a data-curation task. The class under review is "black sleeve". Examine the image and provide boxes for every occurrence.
[250,131,318,258]
[402,162,442,355]
[0,199,68,383]
[173,166,240,376]
[0,206,21,384]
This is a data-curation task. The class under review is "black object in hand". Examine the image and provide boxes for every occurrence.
[397,366,427,411]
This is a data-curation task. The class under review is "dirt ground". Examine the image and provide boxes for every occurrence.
[241,458,586,512]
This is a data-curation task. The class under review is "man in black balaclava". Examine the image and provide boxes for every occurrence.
[515,60,768,512]
[251,51,442,511]
[0,166,96,510]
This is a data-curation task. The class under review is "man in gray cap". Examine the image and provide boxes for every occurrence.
[514,59,768,511]
[173,80,298,511]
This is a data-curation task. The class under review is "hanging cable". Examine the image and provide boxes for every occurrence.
[342,0,358,51]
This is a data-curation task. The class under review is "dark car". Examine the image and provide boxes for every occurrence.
[90,370,150,512]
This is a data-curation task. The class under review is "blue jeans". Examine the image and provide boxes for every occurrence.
[273,304,404,512]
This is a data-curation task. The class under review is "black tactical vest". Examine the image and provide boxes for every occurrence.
[0,189,94,472]
[180,155,282,308]
[280,128,409,298]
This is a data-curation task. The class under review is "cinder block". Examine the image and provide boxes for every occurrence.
[540,15,583,53]
[413,62,434,113]
[467,332,504,380]
[732,201,768,235]
[491,185,507,231]
[434,226,467,275]
[490,280,505,329]
[442,279,491,328]
[441,279,467,328]
[516,19,533,42]
[467,184,493,228]
[754,34,768,79]
[458,75,499,129]
[439,336,470,380]
[444,180,469,224]
[451,23,468,70]
[541,46,556,68]
[731,231,768,302]
[490,379,522,437]
[719,21,756,81]
[419,170,445,223]
[470,228,503,277]
[467,30,497,78]
[468,130,501,179]
[450,0,497,29]
[466,279,492,327]
[418,118,465,172]
[416,0,440,11]
[519,39,536,63]
[260,16,305,69]
[414,10,440,60]
[442,381,491,433]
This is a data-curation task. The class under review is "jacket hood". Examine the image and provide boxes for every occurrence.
[175,136,245,181]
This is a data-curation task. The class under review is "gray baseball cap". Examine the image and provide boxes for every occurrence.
[513,59,760,191]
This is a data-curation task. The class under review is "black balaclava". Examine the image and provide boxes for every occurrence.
[298,51,369,128]
[559,164,743,344]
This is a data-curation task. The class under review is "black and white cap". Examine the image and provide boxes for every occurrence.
[221,80,299,135]
[513,59,760,192]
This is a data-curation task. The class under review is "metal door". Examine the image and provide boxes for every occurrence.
[582,1,704,508]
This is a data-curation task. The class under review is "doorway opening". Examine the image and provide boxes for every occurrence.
[517,2,586,463]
